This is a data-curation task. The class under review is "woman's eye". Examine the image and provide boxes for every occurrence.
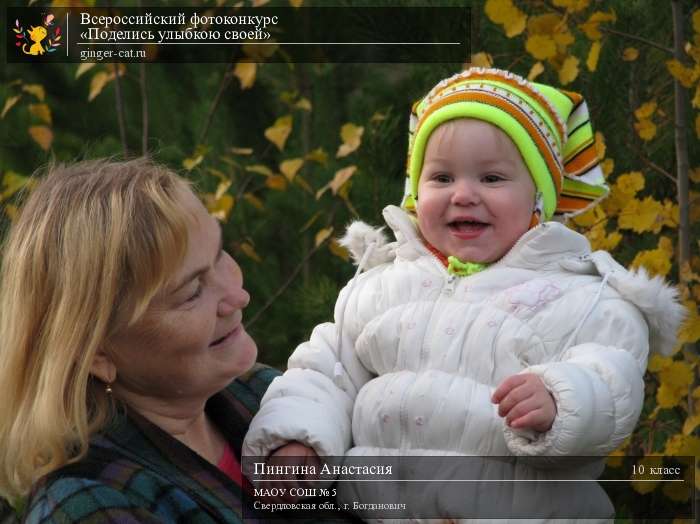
[186,282,203,302]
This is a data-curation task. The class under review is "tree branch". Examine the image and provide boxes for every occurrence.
[112,63,129,157]
[198,65,233,145]
[245,238,328,329]
[599,26,673,55]
[139,63,148,156]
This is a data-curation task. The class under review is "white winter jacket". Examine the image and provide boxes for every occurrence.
[243,205,684,522]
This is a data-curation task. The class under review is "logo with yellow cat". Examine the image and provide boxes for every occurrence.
[12,13,61,56]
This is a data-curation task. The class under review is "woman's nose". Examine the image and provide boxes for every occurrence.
[451,179,480,205]
[216,254,250,316]
[218,285,250,317]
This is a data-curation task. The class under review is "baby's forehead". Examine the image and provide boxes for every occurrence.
[427,118,516,154]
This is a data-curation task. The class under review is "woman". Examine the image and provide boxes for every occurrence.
[0,159,354,523]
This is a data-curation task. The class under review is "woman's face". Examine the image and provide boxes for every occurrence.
[106,190,257,407]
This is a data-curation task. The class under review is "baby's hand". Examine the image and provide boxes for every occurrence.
[491,374,556,432]
[259,442,320,502]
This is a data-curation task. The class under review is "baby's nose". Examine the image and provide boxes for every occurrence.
[451,180,480,205]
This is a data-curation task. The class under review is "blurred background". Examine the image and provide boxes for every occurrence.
[1,0,700,516]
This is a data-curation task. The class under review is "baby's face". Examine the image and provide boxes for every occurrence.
[416,119,536,263]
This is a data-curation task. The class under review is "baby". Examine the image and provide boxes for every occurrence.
[244,68,684,521]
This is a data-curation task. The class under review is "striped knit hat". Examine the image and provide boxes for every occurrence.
[402,67,608,221]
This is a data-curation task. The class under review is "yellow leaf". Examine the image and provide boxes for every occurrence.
[206,193,234,221]
[689,167,700,184]
[615,171,645,195]
[0,172,31,202]
[22,84,45,101]
[678,305,700,344]
[558,55,580,85]
[299,211,322,233]
[648,354,672,373]
[336,123,364,158]
[502,7,527,38]
[579,11,617,41]
[594,131,606,160]
[265,174,288,191]
[470,52,493,68]
[527,62,545,81]
[601,184,633,216]
[289,0,303,6]
[243,192,264,211]
[329,238,350,261]
[586,41,602,72]
[634,118,657,141]
[663,476,692,502]
[601,158,614,178]
[29,103,52,125]
[525,34,557,60]
[634,101,657,120]
[370,111,387,123]
[658,382,685,408]
[75,62,96,79]
[240,242,262,263]
[527,13,567,37]
[182,154,204,171]
[252,0,269,5]
[584,222,621,252]
[552,0,590,13]
[693,9,700,34]
[88,71,111,102]
[233,61,256,90]
[606,449,624,468]
[631,248,672,277]
[683,414,700,435]
[658,236,674,257]
[692,84,700,109]
[666,59,697,88]
[314,227,333,248]
[28,126,53,151]
[264,115,293,151]
[231,147,253,155]
[622,47,639,61]
[246,164,275,177]
[1,95,21,119]
[484,0,514,25]
[294,175,314,195]
[305,147,328,165]
[280,158,304,181]
[316,165,357,199]
[295,97,312,111]
[659,361,694,390]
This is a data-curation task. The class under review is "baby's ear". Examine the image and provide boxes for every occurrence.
[90,348,117,384]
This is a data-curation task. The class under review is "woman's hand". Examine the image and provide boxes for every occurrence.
[258,442,320,503]
[491,374,556,432]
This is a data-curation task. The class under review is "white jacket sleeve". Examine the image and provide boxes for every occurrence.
[242,274,377,459]
[503,293,649,457]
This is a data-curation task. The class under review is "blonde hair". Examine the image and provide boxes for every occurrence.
[0,158,193,503]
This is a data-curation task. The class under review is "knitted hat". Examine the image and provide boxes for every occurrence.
[402,67,608,221]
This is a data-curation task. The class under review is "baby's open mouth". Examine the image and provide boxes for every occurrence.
[448,220,489,231]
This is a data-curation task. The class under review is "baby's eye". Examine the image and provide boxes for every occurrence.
[433,173,452,183]
[482,173,505,183]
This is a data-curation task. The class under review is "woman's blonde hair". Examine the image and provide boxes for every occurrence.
[0,158,194,503]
